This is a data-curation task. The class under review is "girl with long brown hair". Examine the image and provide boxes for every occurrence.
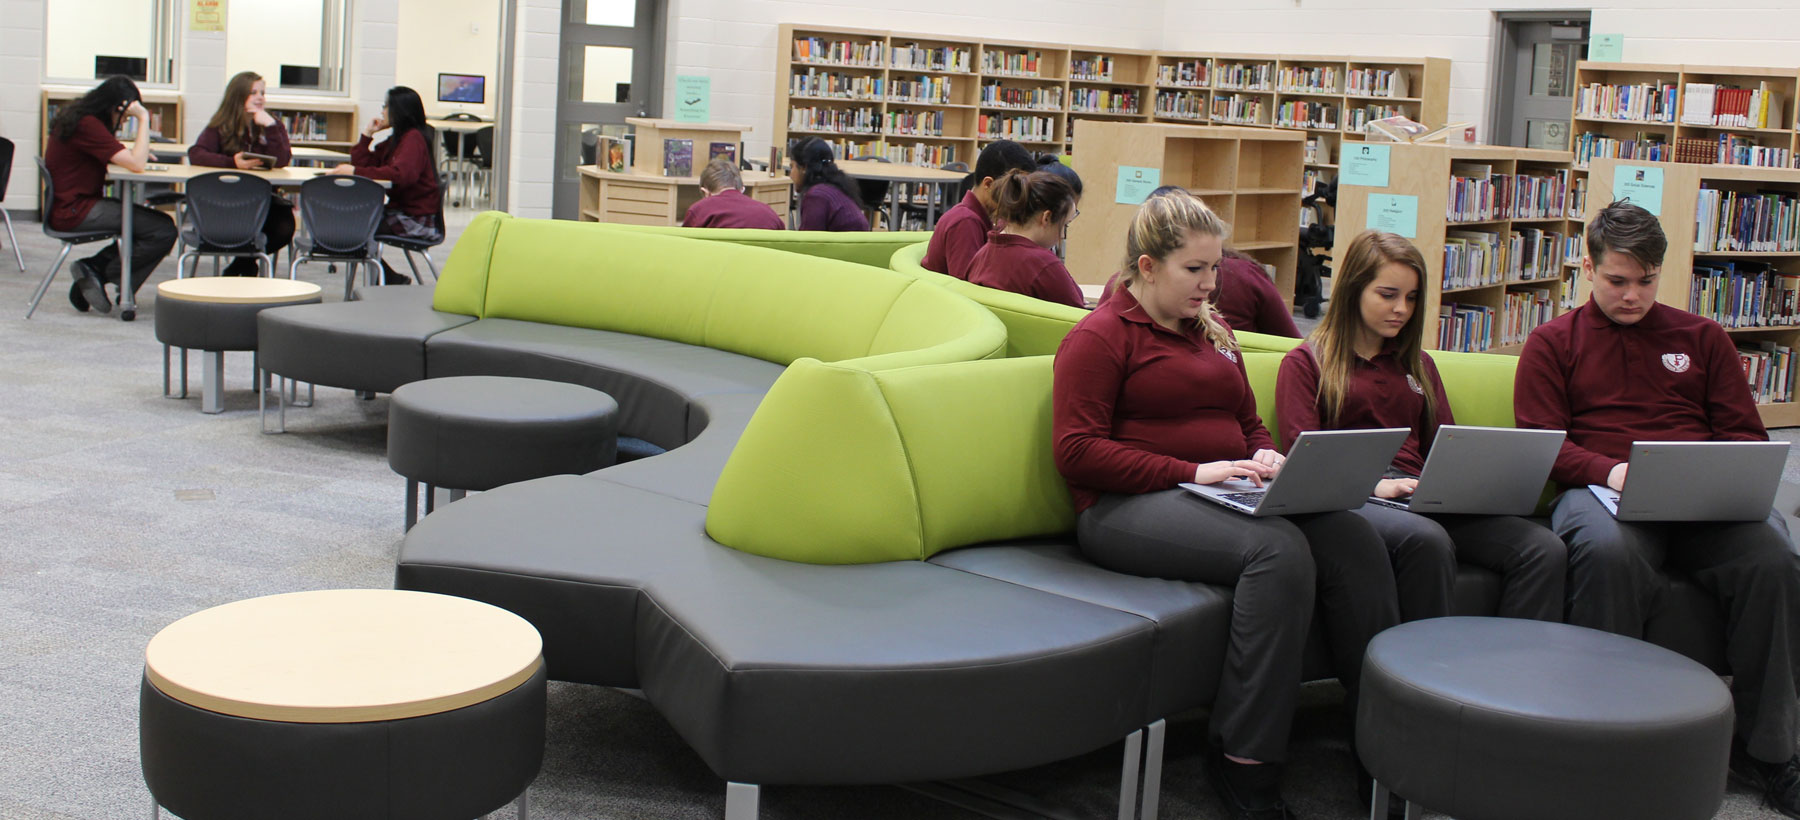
[188,71,295,276]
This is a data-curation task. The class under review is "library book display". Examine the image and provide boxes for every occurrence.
[576,118,791,227]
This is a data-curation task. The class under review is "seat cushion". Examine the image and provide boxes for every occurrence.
[388,376,620,491]
[586,391,766,506]
[257,299,477,394]
[156,293,320,351]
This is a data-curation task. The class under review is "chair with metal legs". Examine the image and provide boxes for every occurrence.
[376,214,445,286]
[175,172,276,279]
[25,156,122,319]
[0,137,26,272]
[289,175,386,301]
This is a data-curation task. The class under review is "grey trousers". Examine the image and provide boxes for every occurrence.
[1078,490,1399,763]
[1553,488,1800,763]
[1353,504,1568,622]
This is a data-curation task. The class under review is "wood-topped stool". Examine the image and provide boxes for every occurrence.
[153,277,321,417]
[140,589,546,820]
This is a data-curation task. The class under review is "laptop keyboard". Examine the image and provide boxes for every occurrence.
[1216,491,1267,507]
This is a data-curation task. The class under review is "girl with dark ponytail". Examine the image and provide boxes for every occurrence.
[965,169,1085,308]
[786,137,869,231]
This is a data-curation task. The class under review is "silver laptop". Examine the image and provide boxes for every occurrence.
[1367,426,1565,515]
[1588,440,1790,521]
[1180,428,1409,516]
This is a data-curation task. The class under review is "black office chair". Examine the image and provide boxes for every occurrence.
[376,218,445,285]
[0,137,24,271]
[25,156,122,319]
[466,126,495,208]
[176,172,276,278]
[290,175,386,301]
[854,156,893,228]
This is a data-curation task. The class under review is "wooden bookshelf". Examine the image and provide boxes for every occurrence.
[1583,157,1800,427]
[1332,143,1582,355]
[1067,121,1305,303]
[264,96,360,149]
[1570,61,1799,172]
[41,87,184,150]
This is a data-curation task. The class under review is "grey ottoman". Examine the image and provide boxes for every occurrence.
[1357,616,1734,820]
[388,375,619,529]
[153,278,321,415]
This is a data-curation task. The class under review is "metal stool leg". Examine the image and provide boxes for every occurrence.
[201,351,224,414]
[725,783,759,820]
[424,485,435,515]
[405,478,419,531]
[516,788,529,820]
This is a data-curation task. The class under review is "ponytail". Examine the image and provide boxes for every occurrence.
[790,137,865,209]
[989,169,1076,226]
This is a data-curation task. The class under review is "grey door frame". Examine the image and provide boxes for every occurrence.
[1487,10,1591,147]
[490,0,518,212]
[551,0,666,219]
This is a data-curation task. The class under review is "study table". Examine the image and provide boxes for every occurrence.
[150,144,351,166]
[836,160,968,231]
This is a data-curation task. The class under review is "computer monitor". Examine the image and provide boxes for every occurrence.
[95,56,148,81]
[280,65,321,88]
[438,73,486,105]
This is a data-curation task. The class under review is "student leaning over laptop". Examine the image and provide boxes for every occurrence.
[1276,230,1566,625]
[1514,200,1800,818]
[1053,192,1397,820]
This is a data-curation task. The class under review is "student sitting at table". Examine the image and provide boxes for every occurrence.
[681,158,784,230]
[328,86,442,285]
[786,137,869,232]
[43,75,177,314]
[965,169,1084,309]
[188,71,295,277]
[921,140,1036,279]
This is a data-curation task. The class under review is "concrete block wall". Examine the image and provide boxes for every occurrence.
[1,0,46,213]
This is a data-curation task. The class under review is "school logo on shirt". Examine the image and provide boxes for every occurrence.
[1662,353,1691,373]
[1405,374,1424,394]
[1218,346,1238,363]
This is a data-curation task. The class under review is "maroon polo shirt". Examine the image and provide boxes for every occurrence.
[1514,301,1766,488]
[1096,255,1301,337]
[967,231,1086,309]
[796,183,869,232]
[681,189,785,230]
[921,191,992,279]
[189,120,293,168]
[44,114,126,231]
[1053,286,1275,512]
[1276,341,1453,475]
[350,129,441,218]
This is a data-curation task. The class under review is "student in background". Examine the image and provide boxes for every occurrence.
[1515,201,1800,816]
[328,86,442,285]
[922,140,1035,278]
[965,169,1084,308]
[188,71,295,276]
[43,75,177,314]
[1277,230,1567,625]
[682,158,784,230]
[786,137,868,232]
[1054,192,1397,820]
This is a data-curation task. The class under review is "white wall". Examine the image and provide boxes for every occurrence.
[43,0,153,81]
[1,0,45,210]
[509,0,560,219]
[397,0,502,119]
[225,0,325,92]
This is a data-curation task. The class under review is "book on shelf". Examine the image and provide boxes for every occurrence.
[890,42,972,73]
[1210,93,1266,125]
[1070,87,1140,115]
[978,113,1058,142]
[982,83,1064,110]
[883,141,958,166]
[1436,303,1495,352]
[1276,100,1338,130]
[884,108,946,137]
[1681,83,1717,125]
[1683,82,1786,129]
[1737,341,1797,404]
[1346,105,1407,134]
[1447,163,1501,222]
[1215,63,1273,91]
[1574,131,1671,167]
[794,37,883,66]
[1694,187,1800,253]
[789,106,880,135]
[1502,287,1557,346]
[273,111,333,142]
[663,138,693,177]
[1515,228,1565,281]
[1714,134,1791,167]
[1155,90,1207,120]
[1278,65,1340,94]
[1690,261,1800,328]
[889,75,953,104]
[599,135,630,172]
[1444,230,1506,289]
[1506,170,1570,219]
[708,141,737,166]
[1158,60,1208,87]
[981,50,1043,77]
[1574,81,1678,123]
[790,69,884,100]
[1347,67,1409,98]
[1069,55,1114,81]
[1563,227,1586,268]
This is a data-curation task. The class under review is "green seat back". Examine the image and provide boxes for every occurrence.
[890,242,1089,357]
[595,223,931,268]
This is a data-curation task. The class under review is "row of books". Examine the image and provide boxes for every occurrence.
[790,70,883,100]
[881,141,958,166]
[1070,88,1140,114]
[273,112,337,143]
[1215,63,1274,91]
[1574,81,1678,123]
[1442,228,1568,289]
[1158,61,1208,88]
[1069,56,1114,81]
[982,50,1045,77]
[789,106,880,135]
[1712,134,1790,168]
[1690,262,1800,328]
[978,114,1058,142]
[890,43,972,73]
[1680,82,1785,129]
[1211,94,1267,125]
[1445,168,1574,222]
[794,38,883,67]
[1695,188,1800,253]
[1304,136,1331,165]
[1276,101,1338,130]
[888,76,953,104]
[1347,68,1410,99]
[1739,342,1797,404]
[982,84,1063,110]
[1564,228,1585,267]
[1501,288,1557,347]
[1574,131,1671,168]
[1437,303,1494,353]
[1345,104,1405,133]
[1277,66,1340,94]
[884,110,946,137]
[1156,91,1207,120]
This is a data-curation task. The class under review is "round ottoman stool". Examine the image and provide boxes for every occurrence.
[388,375,619,529]
[1357,616,1734,820]
[153,277,321,417]
[140,589,545,820]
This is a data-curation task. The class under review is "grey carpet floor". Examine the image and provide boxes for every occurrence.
[0,207,1786,819]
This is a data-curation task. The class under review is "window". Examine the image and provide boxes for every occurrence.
[225,0,352,93]
[44,0,180,85]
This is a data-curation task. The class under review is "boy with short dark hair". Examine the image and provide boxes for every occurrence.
[920,140,1036,279]
[1514,200,1800,817]
[680,158,785,230]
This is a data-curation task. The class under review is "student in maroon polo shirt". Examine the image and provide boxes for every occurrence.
[786,137,868,232]
[328,86,443,285]
[681,158,785,230]
[188,71,296,276]
[42,75,178,314]
[1054,193,1397,820]
[1278,230,1566,626]
[1516,201,1800,815]
[920,140,1035,279]
[965,169,1084,308]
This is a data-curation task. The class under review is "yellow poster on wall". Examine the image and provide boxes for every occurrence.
[190,0,225,32]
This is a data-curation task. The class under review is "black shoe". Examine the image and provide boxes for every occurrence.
[68,281,90,312]
[1203,750,1296,820]
[1733,743,1800,820]
[73,261,111,314]
[380,260,412,286]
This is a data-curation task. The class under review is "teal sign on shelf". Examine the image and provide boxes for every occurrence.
[1115,165,1162,205]
[1367,194,1419,238]
[675,75,711,122]
[1340,143,1391,188]
[1589,34,1624,63]
[1612,165,1664,215]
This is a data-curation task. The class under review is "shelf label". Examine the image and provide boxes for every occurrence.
[675,76,711,123]
[1340,143,1390,188]
[1367,194,1418,238]
[1115,165,1162,205]
[1588,34,1624,63]
[1612,165,1663,216]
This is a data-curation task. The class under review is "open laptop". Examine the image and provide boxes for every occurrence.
[1588,440,1790,521]
[1180,428,1409,516]
[1366,426,1565,515]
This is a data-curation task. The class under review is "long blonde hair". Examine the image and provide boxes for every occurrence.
[1308,230,1438,429]
[1117,192,1236,351]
